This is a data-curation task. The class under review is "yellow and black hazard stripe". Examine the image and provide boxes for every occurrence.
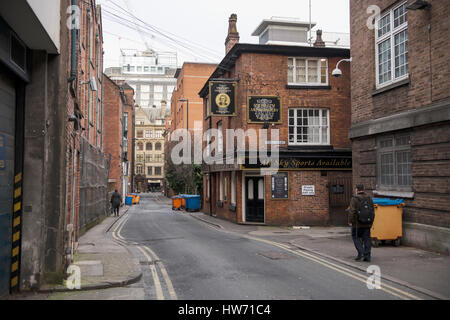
[10,172,22,292]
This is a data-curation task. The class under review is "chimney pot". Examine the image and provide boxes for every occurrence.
[314,29,326,48]
[225,13,240,54]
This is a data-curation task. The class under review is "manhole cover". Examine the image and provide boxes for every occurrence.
[139,260,159,265]
[258,251,296,260]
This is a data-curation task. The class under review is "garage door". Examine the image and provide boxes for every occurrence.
[0,71,15,298]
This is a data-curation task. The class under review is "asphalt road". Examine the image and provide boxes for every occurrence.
[111,193,430,300]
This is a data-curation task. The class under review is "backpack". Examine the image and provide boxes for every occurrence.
[356,196,375,225]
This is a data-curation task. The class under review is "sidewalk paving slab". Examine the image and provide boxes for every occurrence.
[37,207,142,293]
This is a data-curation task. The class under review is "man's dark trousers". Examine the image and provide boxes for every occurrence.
[113,206,120,216]
[351,227,371,259]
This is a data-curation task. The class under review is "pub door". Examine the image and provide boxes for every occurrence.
[328,176,353,226]
[245,176,265,223]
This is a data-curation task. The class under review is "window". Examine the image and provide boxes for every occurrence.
[136,165,143,175]
[136,154,144,162]
[155,154,163,162]
[137,66,142,72]
[147,166,152,175]
[155,142,162,151]
[146,142,152,150]
[288,108,329,145]
[123,112,128,134]
[376,2,408,87]
[137,130,143,138]
[206,174,210,199]
[146,154,152,163]
[136,118,145,125]
[219,172,224,201]
[155,130,163,138]
[144,66,149,72]
[288,58,328,85]
[136,142,144,151]
[377,134,411,190]
[155,167,162,176]
[145,130,153,138]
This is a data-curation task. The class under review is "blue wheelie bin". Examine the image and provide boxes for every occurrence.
[185,195,201,212]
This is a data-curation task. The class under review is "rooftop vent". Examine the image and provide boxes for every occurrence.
[251,17,316,45]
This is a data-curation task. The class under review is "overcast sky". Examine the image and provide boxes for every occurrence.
[98,0,350,69]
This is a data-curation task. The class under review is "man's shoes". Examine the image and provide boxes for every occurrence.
[363,257,371,262]
[355,255,363,261]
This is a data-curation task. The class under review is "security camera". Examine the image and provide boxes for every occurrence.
[332,68,342,78]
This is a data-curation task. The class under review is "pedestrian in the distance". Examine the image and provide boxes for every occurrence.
[111,189,122,217]
[348,184,375,262]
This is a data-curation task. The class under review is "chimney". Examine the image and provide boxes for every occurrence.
[313,29,325,48]
[225,14,240,54]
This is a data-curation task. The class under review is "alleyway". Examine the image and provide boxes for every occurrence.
[23,193,436,300]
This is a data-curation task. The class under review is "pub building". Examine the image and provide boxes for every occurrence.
[199,15,353,226]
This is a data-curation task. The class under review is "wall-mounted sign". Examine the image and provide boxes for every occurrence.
[242,156,352,170]
[0,134,5,171]
[209,81,237,116]
[271,172,289,199]
[302,185,315,196]
[248,96,282,123]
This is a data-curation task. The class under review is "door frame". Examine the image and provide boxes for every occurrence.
[242,172,266,224]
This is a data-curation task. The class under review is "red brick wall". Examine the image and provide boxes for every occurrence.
[350,0,450,124]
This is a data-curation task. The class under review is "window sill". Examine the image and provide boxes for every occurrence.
[372,77,410,96]
[373,189,414,199]
[286,84,331,90]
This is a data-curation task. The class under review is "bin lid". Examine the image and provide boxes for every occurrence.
[373,198,404,206]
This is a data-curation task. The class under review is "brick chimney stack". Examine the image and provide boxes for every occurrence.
[225,14,240,54]
[313,29,325,47]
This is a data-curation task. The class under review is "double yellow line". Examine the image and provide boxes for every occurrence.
[198,219,423,300]
[111,213,177,300]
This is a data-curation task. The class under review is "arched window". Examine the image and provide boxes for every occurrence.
[155,142,162,151]
[146,142,153,151]
[137,142,144,151]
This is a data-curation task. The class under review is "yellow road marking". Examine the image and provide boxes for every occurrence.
[137,246,164,300]
[142,246,178,300]
[14,187,21,199]
[11,261,18,272]
[15,173,22,184]
[196,219,422,300]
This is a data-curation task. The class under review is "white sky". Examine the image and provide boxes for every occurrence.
[98,0,350,69]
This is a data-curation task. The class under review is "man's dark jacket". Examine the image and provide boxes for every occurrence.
[348,192,374,228]
[111,192,122,208]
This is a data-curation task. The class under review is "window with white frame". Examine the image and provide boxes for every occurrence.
[288,108,330,145]
[376,2,408,87]
[136,118,145,125]
[145,130,153,138]
[288,58,328,85]
[377,134,411,190]
[219,172,224,201]
[231,171,236,204]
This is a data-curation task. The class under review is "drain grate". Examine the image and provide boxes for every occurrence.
[139,260,160,265]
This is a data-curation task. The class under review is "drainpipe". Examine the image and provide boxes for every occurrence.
[68,0,77,82]
[101,51,104,151]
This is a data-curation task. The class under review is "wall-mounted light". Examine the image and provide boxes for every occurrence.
[407,0,431,10]
[80,76,98,91]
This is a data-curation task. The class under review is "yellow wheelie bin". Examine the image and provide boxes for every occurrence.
[371,198,405,246]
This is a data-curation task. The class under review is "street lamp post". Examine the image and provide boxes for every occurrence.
[179,98,189,131]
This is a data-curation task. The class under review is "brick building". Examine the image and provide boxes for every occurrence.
[349,0,450,252]
[103,76,135,198]
[199,16,352,226]
[0,0,110,296]
[134,106,166,192]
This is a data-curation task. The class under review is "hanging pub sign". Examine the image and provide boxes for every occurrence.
[209,81,237,116]
[271,172,289,199]
[248,96,282,124]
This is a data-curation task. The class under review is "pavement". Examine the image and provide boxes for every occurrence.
[188,210,450,300]
[12,206,143,300]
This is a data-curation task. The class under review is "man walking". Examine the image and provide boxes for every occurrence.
[110,189,122,217]
[348,185,375,262]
